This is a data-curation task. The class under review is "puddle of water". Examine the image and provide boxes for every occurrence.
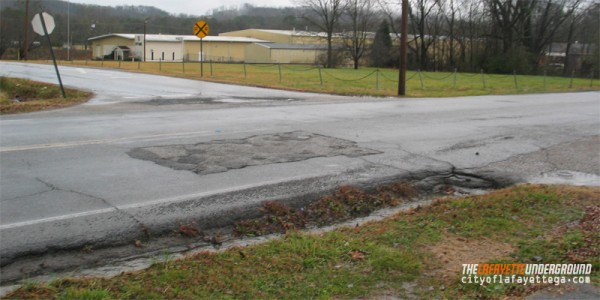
[529,170,600,186]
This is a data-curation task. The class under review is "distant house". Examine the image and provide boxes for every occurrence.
[89,34,268,62]
[544,42,597,73]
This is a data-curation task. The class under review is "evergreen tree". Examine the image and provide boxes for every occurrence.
[369,20,393,67]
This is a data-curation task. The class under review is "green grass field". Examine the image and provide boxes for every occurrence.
[53,60,600,97]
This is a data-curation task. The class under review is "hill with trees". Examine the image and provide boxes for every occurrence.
[0,0,314,60]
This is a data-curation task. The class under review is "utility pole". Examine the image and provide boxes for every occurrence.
[23,0,30,60]
[398,0,409,96]
[67,0,70,61]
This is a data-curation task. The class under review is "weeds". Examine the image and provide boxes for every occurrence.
[234,181,419,236]
[234,201,308,236]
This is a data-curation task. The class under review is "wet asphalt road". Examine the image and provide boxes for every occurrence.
[1,62,599,278]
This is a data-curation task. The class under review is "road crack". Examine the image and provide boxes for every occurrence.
[34,178,150,239]
[386,148,512,189]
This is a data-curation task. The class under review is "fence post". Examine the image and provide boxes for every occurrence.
[513,70,518,90]
[159,59,162,72]
[182,61,185,73]
[243,63,247,79]
[278,64,282,83]
[453,68,457,89]
[376,69,380,90]
[118,60,121,69]
[418,69,425,90]
[569,71,574,88]
[138,61,141,70]
[318,67,323,85]
[210,60,213,76]
[481,69,486,89]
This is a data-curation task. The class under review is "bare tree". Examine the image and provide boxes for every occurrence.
[341,0,377,69]
[563,1,595,75]
[409,0,442,70]
[443,0,459,68]
[527,0,583,72]
[297,0,346,68]
[458,0,486,71]
[438,0,481,71]
[483,0,585,73]
[486,0,538,54]
[428,4,445,70]
[377,0,418,69]
[371,0,594,74]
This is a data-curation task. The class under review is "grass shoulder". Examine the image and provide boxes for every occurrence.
[5,184,598,299]
[47,60,600,97]
[0,77,92,114]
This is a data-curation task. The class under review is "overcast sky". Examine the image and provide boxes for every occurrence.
[67,0,297,16]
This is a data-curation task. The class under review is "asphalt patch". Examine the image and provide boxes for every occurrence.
[140,96,300,105]
[128,131,381,175]
[142,97,216,105]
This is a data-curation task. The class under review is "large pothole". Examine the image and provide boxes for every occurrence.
[128,131,381,175]
[139,96,300,105]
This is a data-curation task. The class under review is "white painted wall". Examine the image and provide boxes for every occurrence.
[146,41,184,62]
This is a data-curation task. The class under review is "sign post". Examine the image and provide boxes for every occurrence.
[32,12,66,98]
[193,20,209,77]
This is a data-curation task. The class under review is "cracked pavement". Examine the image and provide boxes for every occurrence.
[127,131,381,175]
[1,63,599,283]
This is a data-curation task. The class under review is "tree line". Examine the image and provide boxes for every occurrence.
[1,0,598,76]
[302,0,598,76]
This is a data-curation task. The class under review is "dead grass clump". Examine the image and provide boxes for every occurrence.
[234,201,308,236]
[235,181,419,236]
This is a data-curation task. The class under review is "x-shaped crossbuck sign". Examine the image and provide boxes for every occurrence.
[194,20,210,38]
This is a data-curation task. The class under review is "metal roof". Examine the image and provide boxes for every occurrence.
[254,43,328,50]
[88,33,268,43]
[252,29,328,37]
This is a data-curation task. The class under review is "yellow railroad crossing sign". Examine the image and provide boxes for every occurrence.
[193,20,209,38]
